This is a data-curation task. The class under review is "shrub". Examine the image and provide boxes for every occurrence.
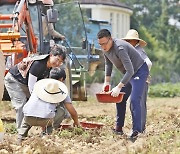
[149,82,180,97]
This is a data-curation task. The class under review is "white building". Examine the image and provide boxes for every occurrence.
[79,0,133,38]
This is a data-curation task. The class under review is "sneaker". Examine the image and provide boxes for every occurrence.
[112,128,124,135]
[128,131,139,142]
[130,130,139,138]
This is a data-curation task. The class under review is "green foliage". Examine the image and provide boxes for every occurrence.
[4,122,17,134]
[58,127,86,138]
[54,2,86,47]
[118,0,180,83]
[149,82,180,97]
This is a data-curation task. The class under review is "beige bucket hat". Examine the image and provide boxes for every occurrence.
[122,29,147,47]
[34,78,68,104]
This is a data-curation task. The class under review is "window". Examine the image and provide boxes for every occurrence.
[86,8,92,18]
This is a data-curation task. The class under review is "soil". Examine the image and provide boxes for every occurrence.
[0,84,180,153]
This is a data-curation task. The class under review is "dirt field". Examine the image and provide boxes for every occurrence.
[0,87,180,153]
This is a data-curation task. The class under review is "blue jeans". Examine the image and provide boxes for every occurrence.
[116,63,149,132]
[140,82,148,131]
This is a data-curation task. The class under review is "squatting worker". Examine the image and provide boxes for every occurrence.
[122,29,152,133]
[18,78,68,143]
[4,45,66,130]
[45,67,80,134]
[97,29,149,140]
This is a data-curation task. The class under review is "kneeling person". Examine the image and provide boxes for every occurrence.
[46,67,79,133]
[18,78,68,141]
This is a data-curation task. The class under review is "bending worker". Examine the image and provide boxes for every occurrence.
[97,29,149,140]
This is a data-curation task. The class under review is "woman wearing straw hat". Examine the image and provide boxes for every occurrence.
[18,78,68,143]
[97,29,149,140]
[122,29,152,133]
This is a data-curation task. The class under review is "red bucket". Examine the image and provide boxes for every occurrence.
[96,92,125,103]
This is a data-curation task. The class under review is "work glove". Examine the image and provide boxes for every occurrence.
[102,82,111,92]
[111,86,121,97]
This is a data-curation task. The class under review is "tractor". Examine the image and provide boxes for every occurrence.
[0,0,104,101]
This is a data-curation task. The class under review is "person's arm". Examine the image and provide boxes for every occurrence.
[28,73,37,93]
[64,103,79,126]
[144,57,152,70]
[103,55,113,91]
[48,23,65,40]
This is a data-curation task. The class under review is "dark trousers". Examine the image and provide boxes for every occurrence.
[116,63,149,132]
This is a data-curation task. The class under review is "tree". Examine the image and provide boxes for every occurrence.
[119,0,180,83]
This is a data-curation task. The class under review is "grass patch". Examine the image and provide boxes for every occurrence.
[149,82,180,97]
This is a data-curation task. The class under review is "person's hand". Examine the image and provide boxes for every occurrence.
[102,82,111,92]
[73,122,80,127]
[111,86,121,97]
[60,35,65,40]
[146,75,151,84]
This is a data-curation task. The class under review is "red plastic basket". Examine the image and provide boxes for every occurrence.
[80,121,104,129]
[59,124,71,129]
[96,92,125,103]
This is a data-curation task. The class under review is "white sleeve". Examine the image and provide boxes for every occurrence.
[144,57,152,71]
[28,73,38,94]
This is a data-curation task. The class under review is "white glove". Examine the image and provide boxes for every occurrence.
[111,86,121,97]
[102,82,111,92]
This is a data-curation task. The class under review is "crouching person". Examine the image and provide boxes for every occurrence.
[46,67,80,133]
[18,78,68,143]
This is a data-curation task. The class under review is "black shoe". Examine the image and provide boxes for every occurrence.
[112,128,124,135]
[130,130,139,138]
[128,131,139,142]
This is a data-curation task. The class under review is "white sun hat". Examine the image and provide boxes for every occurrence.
[34,78,68,104]
[122,29,147,47]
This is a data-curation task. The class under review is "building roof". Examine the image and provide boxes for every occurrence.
[79,0,132,10]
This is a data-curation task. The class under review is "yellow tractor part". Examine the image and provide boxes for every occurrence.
[0,32,20,40]
[0,119,4,142]
[0,32,23,53]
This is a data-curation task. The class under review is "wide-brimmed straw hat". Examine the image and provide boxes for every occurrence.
[34,79,68,104]
[122,29,147,47]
